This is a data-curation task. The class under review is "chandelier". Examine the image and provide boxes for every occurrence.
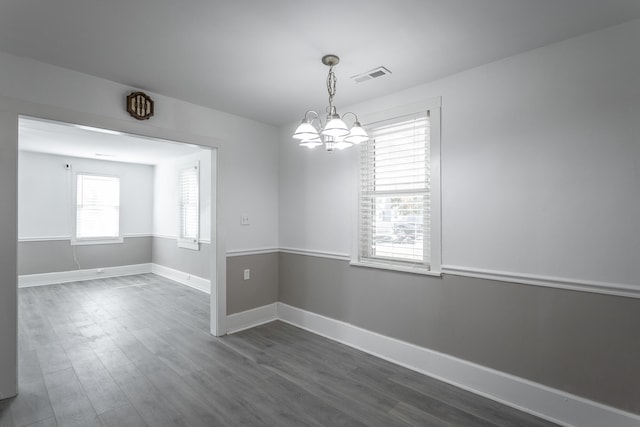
[292,55,369,151]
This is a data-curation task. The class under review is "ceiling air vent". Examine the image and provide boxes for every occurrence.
[351,66,392,83]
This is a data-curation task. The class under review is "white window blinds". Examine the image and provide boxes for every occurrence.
[358,112,431,268]
[179,164,199,248]
[76,174,120,239]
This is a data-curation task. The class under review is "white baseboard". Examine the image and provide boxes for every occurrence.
[150,263,210,294]
[226,303,278,334]
[19,263,152,287]
[276,302,640,427]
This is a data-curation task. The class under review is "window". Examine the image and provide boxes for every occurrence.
[355,104,441,275]
[74,174,121,244]
[178,162,200,250]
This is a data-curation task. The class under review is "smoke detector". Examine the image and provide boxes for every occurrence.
[351,66,392,83]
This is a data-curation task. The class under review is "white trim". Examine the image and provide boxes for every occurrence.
[152,234,211,244]
[349,260,441,277]
[357,97,442,126]
[153,233,178,240]
[19,263,152,287]
[226,303,278,334]
[442,265,640,299]
[71,236,124,246]
[279,247,350,261]
[150,263,210,294]
[226,247,279,257]
[18,236,70,242]
[276,302,640,427]
[177,238,200,251]
[18,234,152,243]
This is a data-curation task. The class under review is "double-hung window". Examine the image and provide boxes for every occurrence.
[178,162,200,250]
[74,173,122,244]
[355,103,441,274]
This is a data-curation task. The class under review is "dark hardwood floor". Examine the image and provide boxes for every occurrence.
[0,274,557,426]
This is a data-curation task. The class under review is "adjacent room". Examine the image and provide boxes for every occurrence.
[0,2,639,427]
[17,117,215,293]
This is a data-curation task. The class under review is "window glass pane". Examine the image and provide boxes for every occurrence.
[76,174,120,238]
[359,112,430,266]
[369,195,425,261]
[179,165,199,240]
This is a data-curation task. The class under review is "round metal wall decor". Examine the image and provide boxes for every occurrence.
[126,91,154,120]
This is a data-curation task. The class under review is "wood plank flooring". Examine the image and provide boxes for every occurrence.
[0,274,558,426]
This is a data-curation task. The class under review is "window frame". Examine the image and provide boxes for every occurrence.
[177,161,200,251]
[351,99,442,276]
[71,172,123,246]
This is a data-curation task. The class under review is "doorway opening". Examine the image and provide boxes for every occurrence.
[17,115,221,333]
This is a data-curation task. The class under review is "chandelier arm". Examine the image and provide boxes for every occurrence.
[303,110,323,131]
[341,112,360,126]
[304,110,320,122]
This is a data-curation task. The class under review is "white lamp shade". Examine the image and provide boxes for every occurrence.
[293,121,320,140]
[344,123,369,144]
[299,138,323,149]
[321,117,349,138]
[333,140,353,150]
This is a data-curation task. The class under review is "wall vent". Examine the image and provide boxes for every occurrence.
[351,66,392,83]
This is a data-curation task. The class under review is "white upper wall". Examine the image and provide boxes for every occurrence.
[0,50,280,252]
[18,151,153,239]
[279,20,640,288]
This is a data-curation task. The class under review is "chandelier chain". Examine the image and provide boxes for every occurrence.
[326,65,337,110]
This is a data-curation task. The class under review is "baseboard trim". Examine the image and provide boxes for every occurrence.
[226,303,278,334]
[150,263,210,294]
[276,302,640,427]
[19,263,152,287]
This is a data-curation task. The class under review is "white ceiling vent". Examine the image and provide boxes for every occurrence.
[351,66,392,83]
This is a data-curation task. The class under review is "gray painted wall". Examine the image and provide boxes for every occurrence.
[0,111,17,398]
[278,252,640,415]
[227,253,278,315]
[151,236,211,279]
[18,237,152,275]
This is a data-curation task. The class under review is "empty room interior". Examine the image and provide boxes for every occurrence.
[0,1,639,426]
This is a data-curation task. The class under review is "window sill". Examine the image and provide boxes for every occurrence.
[349,260,442,277]
[178,239,200,251]
[71,237,124,246]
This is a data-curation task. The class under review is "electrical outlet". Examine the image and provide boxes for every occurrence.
[241,214,250,225]
[243,269,250,280]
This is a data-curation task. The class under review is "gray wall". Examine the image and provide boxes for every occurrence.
[151,236,211,279]
[227,253,278,315]
[0,111,17,398]
[278,252,640,415]
[18,237,152,275]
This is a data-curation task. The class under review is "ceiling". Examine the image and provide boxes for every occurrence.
[19,117,206,165]
[1,1,640,126]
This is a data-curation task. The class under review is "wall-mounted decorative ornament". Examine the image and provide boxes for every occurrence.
[126,91,154,120]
